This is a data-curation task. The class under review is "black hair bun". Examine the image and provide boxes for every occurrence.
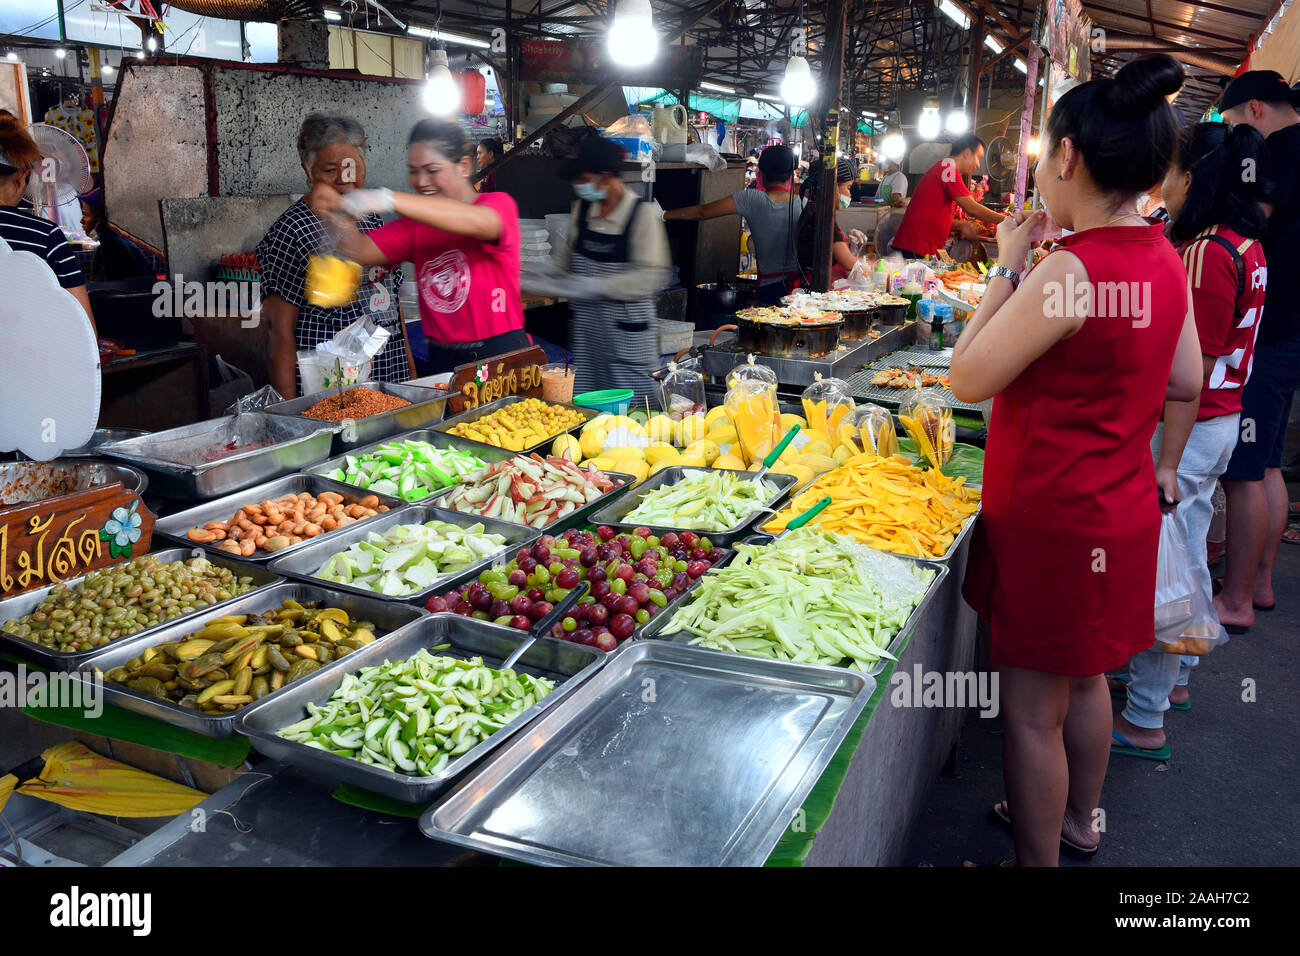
[1105,54,1185,114]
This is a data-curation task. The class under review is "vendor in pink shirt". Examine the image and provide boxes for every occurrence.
[306,120,530,375]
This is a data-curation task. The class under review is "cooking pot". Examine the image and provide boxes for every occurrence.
[693,282,756,330]
[733,315,842,359]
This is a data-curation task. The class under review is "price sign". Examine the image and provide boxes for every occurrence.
[448,345,548,414]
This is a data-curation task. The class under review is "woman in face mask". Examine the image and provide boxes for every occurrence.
[795,158,865,283]
[521,136,671,403]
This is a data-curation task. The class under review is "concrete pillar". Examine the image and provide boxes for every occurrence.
[277,19,330,70]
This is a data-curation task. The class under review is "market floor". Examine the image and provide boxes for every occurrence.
[904,509,1299,868]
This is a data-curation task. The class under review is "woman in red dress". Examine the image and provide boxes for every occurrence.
[949,54,1204,866]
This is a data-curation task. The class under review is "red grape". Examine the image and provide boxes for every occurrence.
[660,532,679,548]
[469,589,493,611]
[594,632,618,652]
[680,532,699,548]
[517,556,538,574]
[510,615,531,630]
[690,548,707,561]
[609,613,636,640]
[556,568,581,589]
[425,595,450,613]
[597,526,616,540]
[453,600,474,616]
[615,564,634,582]
[529,601,553,621]
[507,569,528,587]
[687,561,708,579]
[550,623,564,638]
[490,599,511,619]
[633,526,652,538]
[601,593,622,613]
[587,603,609,626]
[539,534,557,548]
[510,595,533,615]
[531,543,551,564]
[588,566,607,583]
[661,588,677,603]
[591,580,611,600]
[672,571,690,591]
[573,628,596,646]
[579,547,598,567]
[527,587,545,603]
[617,595,639,617]
[708,548,727,564]
[628,582,650,604]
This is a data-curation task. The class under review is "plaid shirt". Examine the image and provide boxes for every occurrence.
[256,200,408,391]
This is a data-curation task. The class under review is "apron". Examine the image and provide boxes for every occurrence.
[568,198,660,405]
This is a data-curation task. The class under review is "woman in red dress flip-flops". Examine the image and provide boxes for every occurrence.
[949,54,1204,866]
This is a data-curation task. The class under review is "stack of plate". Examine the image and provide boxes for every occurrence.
[520,222,553,263]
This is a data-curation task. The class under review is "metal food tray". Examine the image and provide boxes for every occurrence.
[421,640,874,866]
[72,581,426,737]
[304,429,515,502]
[439,467,638,536]
[884,346,954,368]
[0,548,280,672]
[432,396,593,457]
[235,616,605,802]
[587,466,796,546]
[97,413,338,500]
[638,533,948,678]
[263,381,449,455]
[267,504,540,606]
[153,474,405,565]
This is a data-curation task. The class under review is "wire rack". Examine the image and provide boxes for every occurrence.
[886,346,954,368]
[844,372,983,414]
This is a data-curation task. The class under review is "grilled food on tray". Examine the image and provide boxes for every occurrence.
[735,305,842,326]
[870,367,953,390]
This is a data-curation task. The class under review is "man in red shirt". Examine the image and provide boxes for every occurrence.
[890,134,1006,258]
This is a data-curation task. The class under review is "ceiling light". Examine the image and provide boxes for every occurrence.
[102,63,114,74]
[146,36,157,51]
[1014,59,1028,73]
[700,81,735,94]
[423,48,460,116]
[754,92,782,102]
[5,51,17,62]
[984,36,1004,54]
[939,0,971,30]
[780,55,815,107]
[407,26,492,49]
[945,111,970,134]
[55,48,67,59]
[608,0,657,67]
[324,9,342,20]
[917,106,941,140]
[881,132,906,162]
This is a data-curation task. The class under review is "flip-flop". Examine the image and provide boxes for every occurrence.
[1224,623,1250,635]
[1254,601,1275,611]
[1281,522,1300,546]
[1110,730,1171,761]
[1168,699,1191,711]
[990,801,1099,856]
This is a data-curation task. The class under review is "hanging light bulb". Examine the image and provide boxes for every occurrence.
[146,36,158,52]
[881,132,906,162]
[945,111,970,135]
[423,48,460,116]
[781,55,815,106]
[917,104,941,140]
[608,0,657,67]
[55,48,67,59]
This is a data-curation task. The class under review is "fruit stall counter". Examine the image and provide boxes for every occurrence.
[79,530,978,868]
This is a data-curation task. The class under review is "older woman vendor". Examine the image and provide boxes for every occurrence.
[256,114,415,397]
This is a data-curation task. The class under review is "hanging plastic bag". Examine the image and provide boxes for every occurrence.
[305,210,363,307]
[801,372,854,440]
[897,386,953,470]
[1154,511,1228,656]
[224,383,284,416]
[659,361,707,421]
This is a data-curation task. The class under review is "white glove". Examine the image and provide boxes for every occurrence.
[338,187,395,217]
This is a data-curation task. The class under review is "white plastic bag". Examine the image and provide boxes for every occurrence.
[1153,511,1228,655]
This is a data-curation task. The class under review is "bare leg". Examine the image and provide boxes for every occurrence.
[1216,479,1266,628]
[1253,467,1288,608]
[1062,674,1109,851]
[999,665,1070,867]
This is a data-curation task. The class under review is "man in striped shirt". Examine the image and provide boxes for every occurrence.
[0,112,96,332]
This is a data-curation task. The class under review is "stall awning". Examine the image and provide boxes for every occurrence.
[625,87,806,125]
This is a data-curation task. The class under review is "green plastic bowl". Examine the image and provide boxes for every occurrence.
[574,388,634,415]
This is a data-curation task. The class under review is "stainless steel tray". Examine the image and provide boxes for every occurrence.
[639,533,948,677]
[884,346,954,368]
[421,640,873,866]
[304,429,515,502]
[587,466,795,546]
[0,460,148,501]
[97,413,338,500]
[0,548,279,671]
[73,581,427,737]
[153,473,405,565]
[267,504,539,606]
[263,381,448,454]
[235,615,605,802]
[439,466,637,536]
[432,396,593,457]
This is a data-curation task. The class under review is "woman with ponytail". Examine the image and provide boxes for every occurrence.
[0,111,96,332]
[949,55,1204,865]
[1114,122,1268,752]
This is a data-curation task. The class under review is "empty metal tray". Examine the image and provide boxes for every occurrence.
[421,640,873,866]
[235,615,605,802]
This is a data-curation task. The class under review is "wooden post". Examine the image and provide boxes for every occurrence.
[967,16,984,122]
[811,0,848,292]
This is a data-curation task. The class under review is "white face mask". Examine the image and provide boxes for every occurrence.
[838,194,852,209]
[574,181,607,202]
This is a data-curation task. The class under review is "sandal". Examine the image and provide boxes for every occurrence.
[1282,522,1300,546]
[1110,730,1171,761]
[990,801,1099,856]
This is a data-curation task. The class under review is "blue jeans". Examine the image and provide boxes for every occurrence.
[1123,414,1238,729]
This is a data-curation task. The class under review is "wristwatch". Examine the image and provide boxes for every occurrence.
[987,265,1020,289]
